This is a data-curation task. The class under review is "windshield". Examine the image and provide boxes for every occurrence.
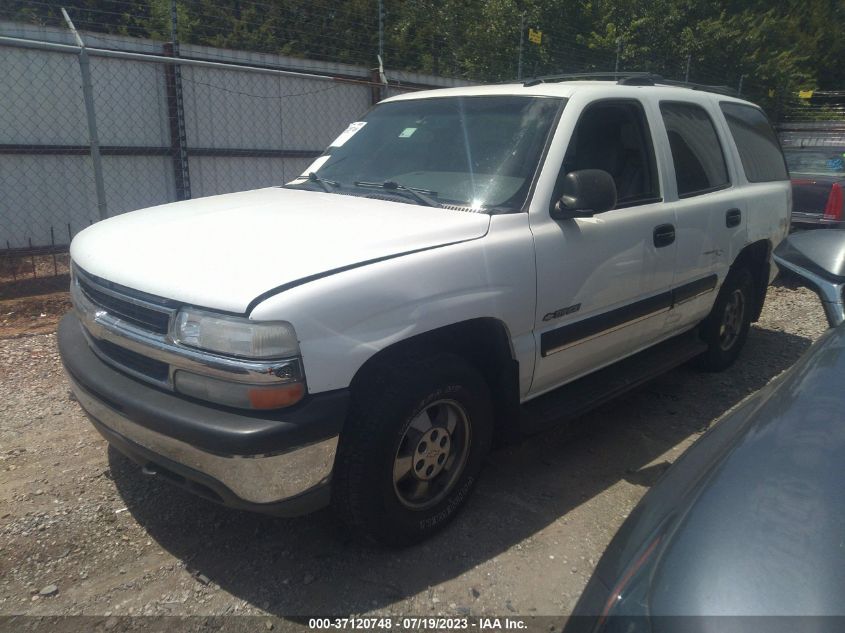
[286,95,564,212]
[785,149,845,176]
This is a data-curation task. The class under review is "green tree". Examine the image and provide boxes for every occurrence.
[4,0,844,119]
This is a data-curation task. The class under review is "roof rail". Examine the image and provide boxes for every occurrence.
[522,71,657,87]
[522,71,738,96]
[657,77,738,96]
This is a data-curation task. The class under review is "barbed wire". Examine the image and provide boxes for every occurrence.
[2,0,730,84]
[179,75,352,99]
[2,0,841,261]
[4,0,811,105]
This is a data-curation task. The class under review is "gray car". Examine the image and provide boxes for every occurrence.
[566,230,845,631]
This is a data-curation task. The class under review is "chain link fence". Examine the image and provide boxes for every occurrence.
[0,20,466,280]
[4,12,840,284]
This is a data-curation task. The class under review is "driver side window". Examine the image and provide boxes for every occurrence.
[556,100,661,209]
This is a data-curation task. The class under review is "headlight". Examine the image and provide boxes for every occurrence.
[171,308,299,359]
[170,309,304,409]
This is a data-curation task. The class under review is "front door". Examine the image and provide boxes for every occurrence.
[529,98,677,397]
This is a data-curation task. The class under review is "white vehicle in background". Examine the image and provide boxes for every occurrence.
[59,74,790,545]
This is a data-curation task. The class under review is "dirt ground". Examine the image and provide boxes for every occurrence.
[0,254,72,338]
[0,280,830,627]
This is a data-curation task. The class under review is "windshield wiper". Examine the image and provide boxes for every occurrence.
[354,180,441,208]
[304,172,341,193]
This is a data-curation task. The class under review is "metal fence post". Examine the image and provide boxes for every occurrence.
[163,43,192,200]
[61,8,108,220]
[165,0,191,200]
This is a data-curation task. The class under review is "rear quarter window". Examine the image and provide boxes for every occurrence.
[720,102,788,182]
[660,102,730,198]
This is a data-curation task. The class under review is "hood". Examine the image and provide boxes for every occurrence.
[70,187,490,314]
[647,328,845,615]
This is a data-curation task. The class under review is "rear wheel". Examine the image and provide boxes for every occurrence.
[697,268,754,371]
[332,353,493,546]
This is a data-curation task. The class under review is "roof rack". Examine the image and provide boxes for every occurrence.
[522,71,738,96]
[521,71,654,87]
[657,77,738,96]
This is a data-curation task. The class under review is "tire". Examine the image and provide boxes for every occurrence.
[696,267,754,372]
[332,353,493,546]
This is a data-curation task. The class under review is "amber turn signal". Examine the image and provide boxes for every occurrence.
[247,382,306,409]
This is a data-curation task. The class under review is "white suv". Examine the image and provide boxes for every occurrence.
[59,77,791,545]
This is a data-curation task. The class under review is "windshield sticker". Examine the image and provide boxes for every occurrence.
[299,154,331,177]
[398,127,417,138]
[330,121,367,147]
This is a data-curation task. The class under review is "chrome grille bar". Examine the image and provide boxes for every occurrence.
[70,266,302,390]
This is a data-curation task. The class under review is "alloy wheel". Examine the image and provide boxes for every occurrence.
[392,399,471,510]
[718,288,746,351]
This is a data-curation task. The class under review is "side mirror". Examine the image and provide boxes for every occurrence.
[773,230,845,327]
[551,169,617,220]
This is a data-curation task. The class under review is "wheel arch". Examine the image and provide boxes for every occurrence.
[349,317,522,445]
[731,239,772,323]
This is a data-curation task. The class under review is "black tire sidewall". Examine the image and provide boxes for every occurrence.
[699,268,754,371]
[382,379,490,537]
[336,354,493,545]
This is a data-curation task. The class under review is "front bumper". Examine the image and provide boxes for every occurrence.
[59,313,349,515]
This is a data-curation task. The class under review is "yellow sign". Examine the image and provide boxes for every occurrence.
[798,89,814,99]
[528,28,542,45]
[768,89,775,98]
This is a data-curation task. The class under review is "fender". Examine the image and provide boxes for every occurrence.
[249,213,538,396]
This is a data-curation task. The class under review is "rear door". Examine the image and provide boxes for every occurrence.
[657,100,746,334]
[718,102,791,251]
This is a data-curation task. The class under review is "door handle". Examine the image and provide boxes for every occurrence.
[653,223,675,248]
[726,208,742,228]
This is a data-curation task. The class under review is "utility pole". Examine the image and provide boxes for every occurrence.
[684,53,691,83]
[170,0,179,52]
[517,12,525,81]
[377,0,384,66]
[614,37,623,74]
[738,74,746,96]
[373,0,386,102]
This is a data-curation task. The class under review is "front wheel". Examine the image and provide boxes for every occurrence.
[332,353,493,546]
[696,268,754,372]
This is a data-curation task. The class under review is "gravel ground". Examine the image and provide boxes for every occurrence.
[0,282,829,624]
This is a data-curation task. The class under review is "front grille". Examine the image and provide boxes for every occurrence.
[77,275,171,334]
[93,338,170,383]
